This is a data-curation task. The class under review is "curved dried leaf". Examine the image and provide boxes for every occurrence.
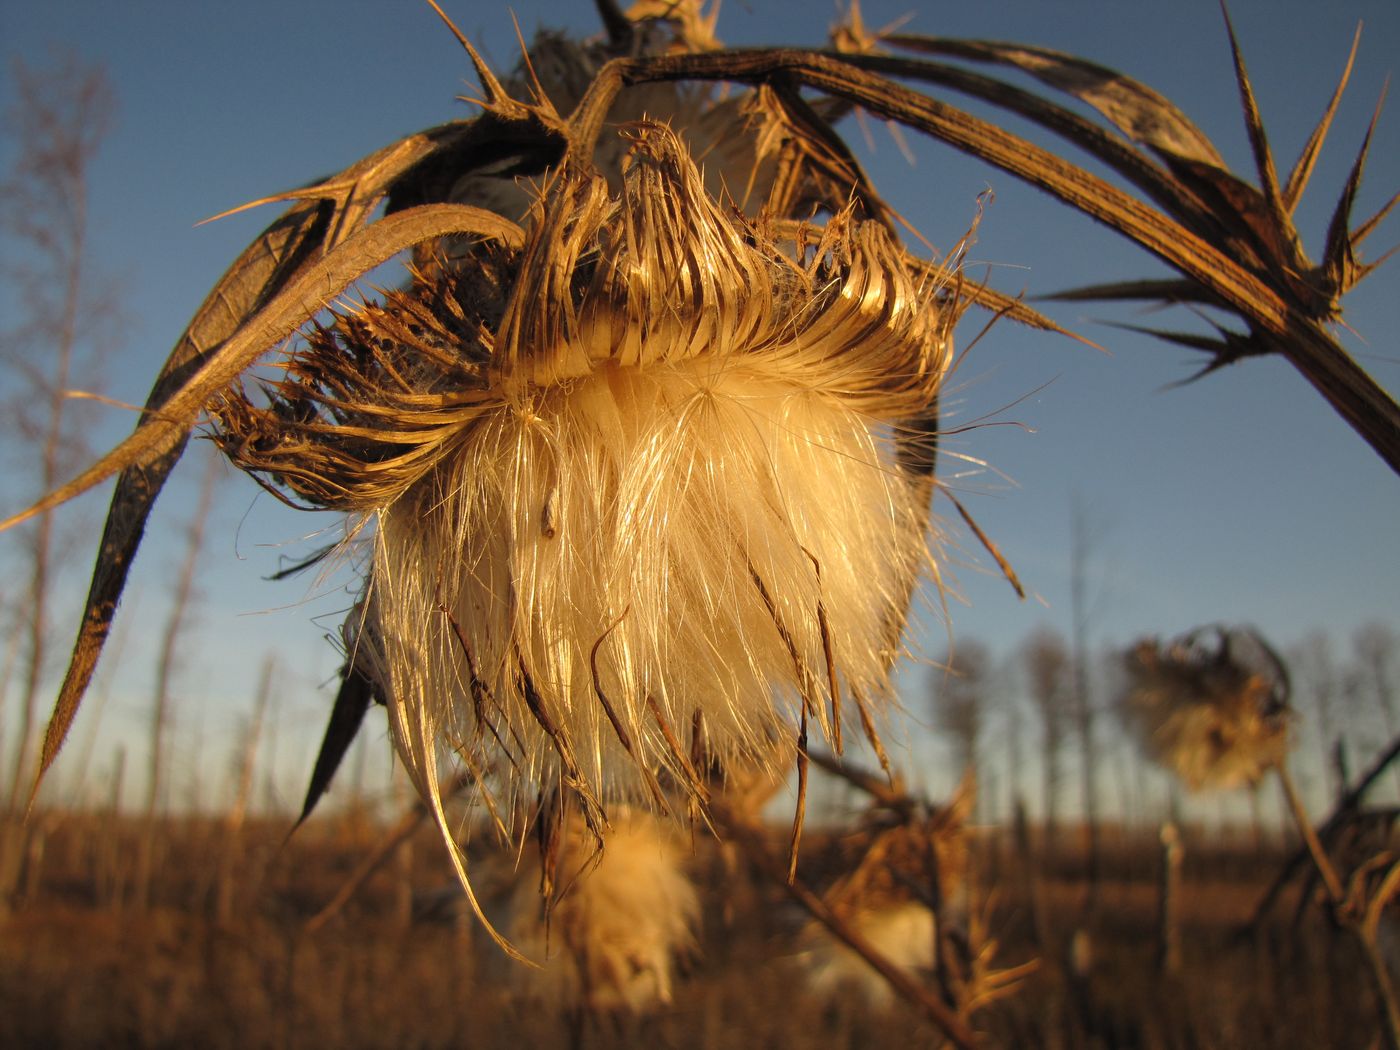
[20,203,524,797]
[4,204,524,534]
[20,119,513,800]
[837,50,1224,244]
[886,36,1226,169]
[26,199,330,804]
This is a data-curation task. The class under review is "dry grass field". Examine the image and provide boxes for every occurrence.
[1,809,1385,1049]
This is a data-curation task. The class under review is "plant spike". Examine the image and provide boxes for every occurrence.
[294,663,377,830]
[425,0,518,115]
[1352,183,1400,251]
[1041,277,1217,307]
[1219,1,1296,264]
[1282,23,1361,214]
[1325,88,1387,297]
[1101,320,1270,386]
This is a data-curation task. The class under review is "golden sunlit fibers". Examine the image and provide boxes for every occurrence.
[212,121,958,950]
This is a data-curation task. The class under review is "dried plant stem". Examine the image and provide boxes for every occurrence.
[1274,760,1344,904]
[216,657,272,925]
[1275,759,1400,1050]
[806,749,905,811]
[1156,821,1183,975]
[714,800,979,1050]
[580,48,1400,475]
[302,769,484,936]
[304,803,428,936]
[1248,732,1400,930]
[1359,928,1400,1050]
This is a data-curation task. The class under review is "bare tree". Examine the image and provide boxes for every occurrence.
[0,54,117,919]
[1290,631,1348,803]
[0,55,117,815]
[1349,622,1400,796]
[997,668,1031,820]
[1022,627,1073,843]
[933,640,991,788]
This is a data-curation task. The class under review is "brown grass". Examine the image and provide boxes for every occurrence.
[1,808,1386,1050]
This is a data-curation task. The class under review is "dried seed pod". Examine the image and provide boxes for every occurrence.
[211,114,957,946]
[1116,624,1293,791]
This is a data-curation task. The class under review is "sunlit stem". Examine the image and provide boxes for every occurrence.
[1273,758,1400,1050]
[1272,759,1344,904]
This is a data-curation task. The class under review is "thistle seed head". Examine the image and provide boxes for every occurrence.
[213,122,957,888]
[1116,624,1293,792]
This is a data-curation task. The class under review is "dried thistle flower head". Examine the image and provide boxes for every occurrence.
[1117,625,1293,791]
[16,0,1395,840]
[212,112,956,942]
[796,784,971,1007]
[498,807,700,1014]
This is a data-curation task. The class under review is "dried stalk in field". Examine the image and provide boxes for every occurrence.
[0,0,1394,962]
[135,452,219,911]
[1118,624,1400,1050]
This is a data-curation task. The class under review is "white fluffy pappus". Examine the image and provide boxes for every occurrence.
[499,808,701,1013]
[217,121,957,952]
[1116,626,1293,792]
[799,902,937,1010]
[373,131,950,849]
[792,790,970,1010]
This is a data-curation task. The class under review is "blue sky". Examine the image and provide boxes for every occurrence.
[1,1,1397,816]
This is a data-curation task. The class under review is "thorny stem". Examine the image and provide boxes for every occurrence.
[574,48,1400,476]
[1275,760,1400,1050]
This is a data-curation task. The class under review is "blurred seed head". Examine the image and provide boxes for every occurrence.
[500,808,700,1013]
[1116,624,1293,792]
[796,783,972,1006]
